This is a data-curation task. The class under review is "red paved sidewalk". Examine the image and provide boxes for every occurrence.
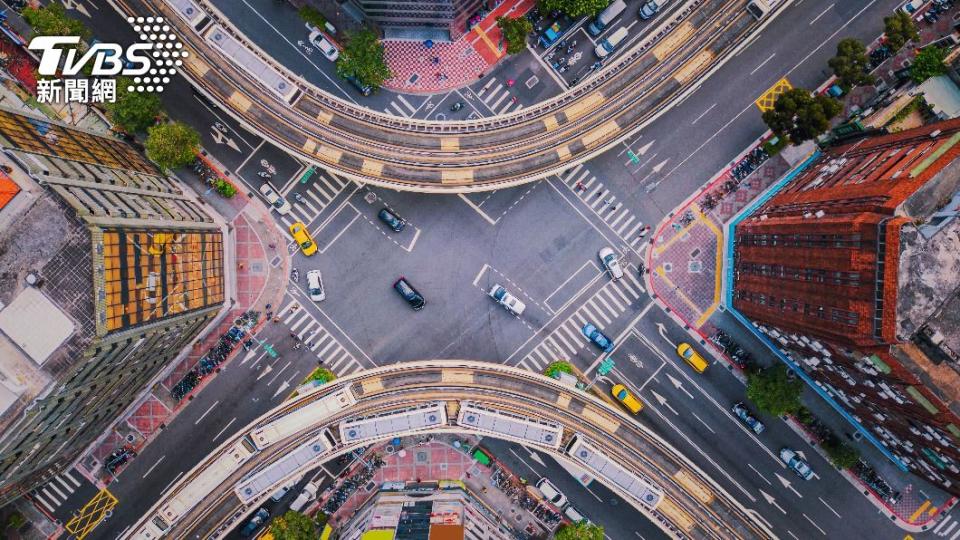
[382,0,534,93]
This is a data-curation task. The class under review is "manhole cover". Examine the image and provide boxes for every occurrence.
[690,248,700,259]
[663,263,673,273]
[364,192,378,204]
[689,261,703,273]
[408,73,419,85]
[270,256,281,267]
[416,451,428,463]
[251,262,263,272]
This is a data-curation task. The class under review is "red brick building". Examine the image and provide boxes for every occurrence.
[733,119,960,493]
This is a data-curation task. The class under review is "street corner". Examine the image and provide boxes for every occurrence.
[754,77,791,112]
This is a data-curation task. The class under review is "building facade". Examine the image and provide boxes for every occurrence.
[349,0,485,41]
[0,108,225,504]
[733,119,960,493]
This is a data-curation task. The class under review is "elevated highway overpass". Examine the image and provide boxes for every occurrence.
[126,361,774,539]
[113,0,790,192]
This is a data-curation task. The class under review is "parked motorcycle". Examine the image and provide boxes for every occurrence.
[291,268,299,282]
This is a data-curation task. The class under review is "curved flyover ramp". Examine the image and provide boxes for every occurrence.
[125,361,774,539]
[113,0,789,192]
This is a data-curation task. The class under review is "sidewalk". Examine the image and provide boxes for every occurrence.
[643,134,955,529]
[77,153,291,485]
[381,0,535,93]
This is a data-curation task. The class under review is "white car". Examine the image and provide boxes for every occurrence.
[306,269,325,302]
[289,481,319,512]
[308,30,339,61]
[598,247,623,280]
[488,284,526,316]
[564,505,587,524]
[258,184,291,215]
[536,478,568,508]
[779,448,814,480]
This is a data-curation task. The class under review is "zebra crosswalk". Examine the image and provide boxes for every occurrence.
[517,273,645,372]
[933,512,960,539]
[560,164,648,248]
[279,170,352,228]
[280,300,362,376]
[385,94,419,117]
[30,469,83,514]
[475,77,524,116]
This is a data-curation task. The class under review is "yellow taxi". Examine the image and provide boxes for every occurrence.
[289,222,317,256]
[677,342,708,373]
[612,383,643,414]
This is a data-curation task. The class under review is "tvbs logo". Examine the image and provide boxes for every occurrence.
[28,16,186,96]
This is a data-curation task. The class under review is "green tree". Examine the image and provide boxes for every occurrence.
[336,29,392,90]
[145,122,200,171]
[828,38,874,90]
[269,511,317,540]
[214,179,237,198]
[761,88,842,144]
[103,77,163,133]
[555,521,605,540]
[911,46,948,83]
[22,3,91,40]
[746,365,803,416]
[544,360,574,379]
[883,11,919,52]
[497,16,532,55]
[299,6,327,30]
[822,437,860,469]
[538,0,609,18]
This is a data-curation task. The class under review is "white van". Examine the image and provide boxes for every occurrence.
[595,27,628,58]
[289,482,319,512]
[587,0,627,36]
[564,505,587,523]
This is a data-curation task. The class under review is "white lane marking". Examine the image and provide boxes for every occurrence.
[819,497,841,518]
[458,194,498,225]
[803,513,827,535]
[808,3,834,25]
[690,103,717,125]
[748,464,771,485]
[160,471,185,496]
[194,400,220,425]
[749,52,776,75]
[212,417,238,442]
[142,455,166,479]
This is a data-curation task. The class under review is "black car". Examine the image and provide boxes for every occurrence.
[394,277,425,310]
[378,208,406,232]
[346,75,373,96]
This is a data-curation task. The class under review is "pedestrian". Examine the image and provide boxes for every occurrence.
[273,316,280,323]
[612,204,620,212]
[575,180,585,192]
[507,79,515,87]
[511,96,518,104]
[482,486,488,494]
[638,225,651,238]
[603,197,614,207]
[479,72,485,79]
[466,471,471,479]
[294,342,302,350]
[268,243,276,249]
[265,303,272,310]
[306,341,313,348]
[266,311,273,320]
[290,332,298,340]
[238,262,245,270]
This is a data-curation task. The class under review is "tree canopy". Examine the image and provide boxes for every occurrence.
[761,88,842,144]
[336,29,392,90]
[145,122,200,171]
[746,365,804,417]
[268,511,317,540]
[104,77,163,133]
[910,46,948,83]
[538,0,609,18]
[497,16,533,55]
[555,521,605,540]
[822,437,860,469]
[883,11,919,52]
[22,3,91,40]
[828,38,874,90]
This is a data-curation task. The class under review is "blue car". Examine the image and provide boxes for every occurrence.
[582,323,614,352]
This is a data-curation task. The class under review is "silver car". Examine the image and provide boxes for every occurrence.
[306,270,325,302]
[488,284,526,316]
[599,247,624,280]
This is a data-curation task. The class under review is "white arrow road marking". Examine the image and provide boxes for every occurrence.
[666,373,694,399]
[650,390,679,416]
[211,129,241,153]
[759,489,787,514]
[637,140,655,155]
[273,381,291,399]
[523,446,546,467]
[256,365,273,381]
[655,323,676,348]
[796,450,808,461]
[650,158,670,174]
[775,472,803,498]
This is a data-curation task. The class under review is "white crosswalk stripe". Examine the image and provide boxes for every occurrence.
[936,515,953,534]
[279,170,352,227]
[278,300,362,376]
[519,278,645,371]
[30,471,85,512]
[561,165,648,248]
[476,77,523,115]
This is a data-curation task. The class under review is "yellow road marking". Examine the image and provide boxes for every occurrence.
[473,25,504,59]
[755,78,792,112]
[909,500,931,522]
[65,488,117,540]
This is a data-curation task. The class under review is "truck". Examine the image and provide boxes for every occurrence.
[289,481,319,512]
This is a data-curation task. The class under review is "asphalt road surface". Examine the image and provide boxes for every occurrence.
[57,0,924,538]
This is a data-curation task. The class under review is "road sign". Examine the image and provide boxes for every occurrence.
[299,166,317,184]
[597,357,615,376]
[264,343,278,358]
[627,150,639,164]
